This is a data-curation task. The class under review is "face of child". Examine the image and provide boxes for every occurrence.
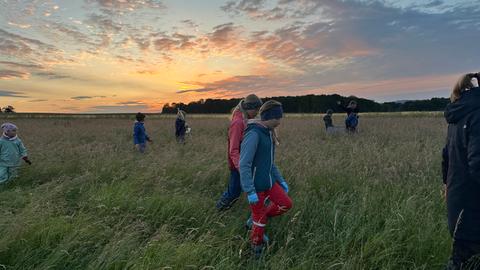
[5,129,16,138]
[264,118,281,129]
[246,109,258,119]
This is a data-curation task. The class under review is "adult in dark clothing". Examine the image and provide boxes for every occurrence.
[337,100,359,132]
[175,110,188,143]
[443,72,480,270]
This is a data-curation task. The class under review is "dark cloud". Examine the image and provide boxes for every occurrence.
[28,99,48,102]
[176,88,216,94]
[116,101,146,105]
[71,96,107,100]
[35,72,72,80]
[0,61,43,69]
[87,0,165,11]
[0,89,29,98]
[0,69,29,79]
[0,28,65,65]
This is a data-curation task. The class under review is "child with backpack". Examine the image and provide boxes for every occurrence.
[175,109,188,143]
[239,100,293,258]
[0,123,31,183]
[133,112,152,153]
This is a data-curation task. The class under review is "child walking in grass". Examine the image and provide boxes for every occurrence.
[239,100,292,258]
[0,123,31,183]
[133,112,152,153]
[323,109,334,132]
[337,100,359,133]
[175,109,188,144]
[216,94,263,211]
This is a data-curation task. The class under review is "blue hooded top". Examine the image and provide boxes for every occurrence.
[239,122,286,195]
[133,121,150,144]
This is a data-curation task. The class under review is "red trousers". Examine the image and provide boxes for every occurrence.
[249,182,293,245]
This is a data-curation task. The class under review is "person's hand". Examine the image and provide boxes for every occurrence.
[279,181,289,193]
[22,156,32,165]
[247,193,259,204]
[147,138,153,143]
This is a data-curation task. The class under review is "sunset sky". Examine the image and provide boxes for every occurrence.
[0,0,479,113]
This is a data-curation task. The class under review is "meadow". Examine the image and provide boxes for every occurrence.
[0,113,449,269]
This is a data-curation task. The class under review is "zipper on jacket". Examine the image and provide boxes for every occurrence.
[269,131,273,188]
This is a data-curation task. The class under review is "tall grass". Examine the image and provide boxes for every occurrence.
[0,114,449,269]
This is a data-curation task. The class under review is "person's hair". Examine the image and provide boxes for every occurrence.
[326,109,333,114]
[451,73,475,102]
[230,94,262,120]
[230,100,248,120]
[136,112,145,121]
[259,100,282,116]
[177,109,186,120]
[348,100,357,107]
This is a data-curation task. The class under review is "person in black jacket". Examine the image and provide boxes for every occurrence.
[443,72,480,269]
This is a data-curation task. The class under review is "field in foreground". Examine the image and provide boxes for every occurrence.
[0,114,449,269]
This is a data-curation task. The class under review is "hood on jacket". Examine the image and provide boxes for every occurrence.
[445,87,480,124]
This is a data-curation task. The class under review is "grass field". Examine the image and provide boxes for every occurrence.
[0,114,450,269]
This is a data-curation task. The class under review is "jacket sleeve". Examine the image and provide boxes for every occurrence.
[239,130,259,195]
[18,139,28,157]
[272,164,286,184]
[442,145,449,184]
[467,116,480,184]
[228,120,244,170]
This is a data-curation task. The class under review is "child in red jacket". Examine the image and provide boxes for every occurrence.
[215,94,263,211]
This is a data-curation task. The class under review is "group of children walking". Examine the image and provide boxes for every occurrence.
[323,100,360,133]
[5,74,480,266]
[215,95,292,258]
[133,109,189,153]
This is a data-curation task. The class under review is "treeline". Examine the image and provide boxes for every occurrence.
[161,94,450,114]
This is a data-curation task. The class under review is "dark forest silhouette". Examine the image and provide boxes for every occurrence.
[161,94,449,114]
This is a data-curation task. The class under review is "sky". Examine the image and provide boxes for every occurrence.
[0,0,479,113]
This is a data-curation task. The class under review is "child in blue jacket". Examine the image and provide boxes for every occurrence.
[133,112,152,153]
[239,100,292,258]
[0,123,31,183]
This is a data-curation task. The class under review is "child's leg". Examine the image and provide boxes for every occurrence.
[249,192,269,245]
[0,166,8,183]
[265,182,293,217]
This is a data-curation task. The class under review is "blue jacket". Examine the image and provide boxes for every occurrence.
[133,121,149,144]
[239,122,286,195]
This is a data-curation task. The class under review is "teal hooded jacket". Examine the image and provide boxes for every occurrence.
[239,122,286,195]
[0,136,28,167]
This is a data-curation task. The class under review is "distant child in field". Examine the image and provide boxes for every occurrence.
[240,100,292,258]
[133,112,152,153]
[323,109,334,132]
[0,123,31,183]
[337,100,359,133]
[175,109,188,143]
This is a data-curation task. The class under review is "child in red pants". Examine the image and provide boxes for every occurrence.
[239,100,292,258]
